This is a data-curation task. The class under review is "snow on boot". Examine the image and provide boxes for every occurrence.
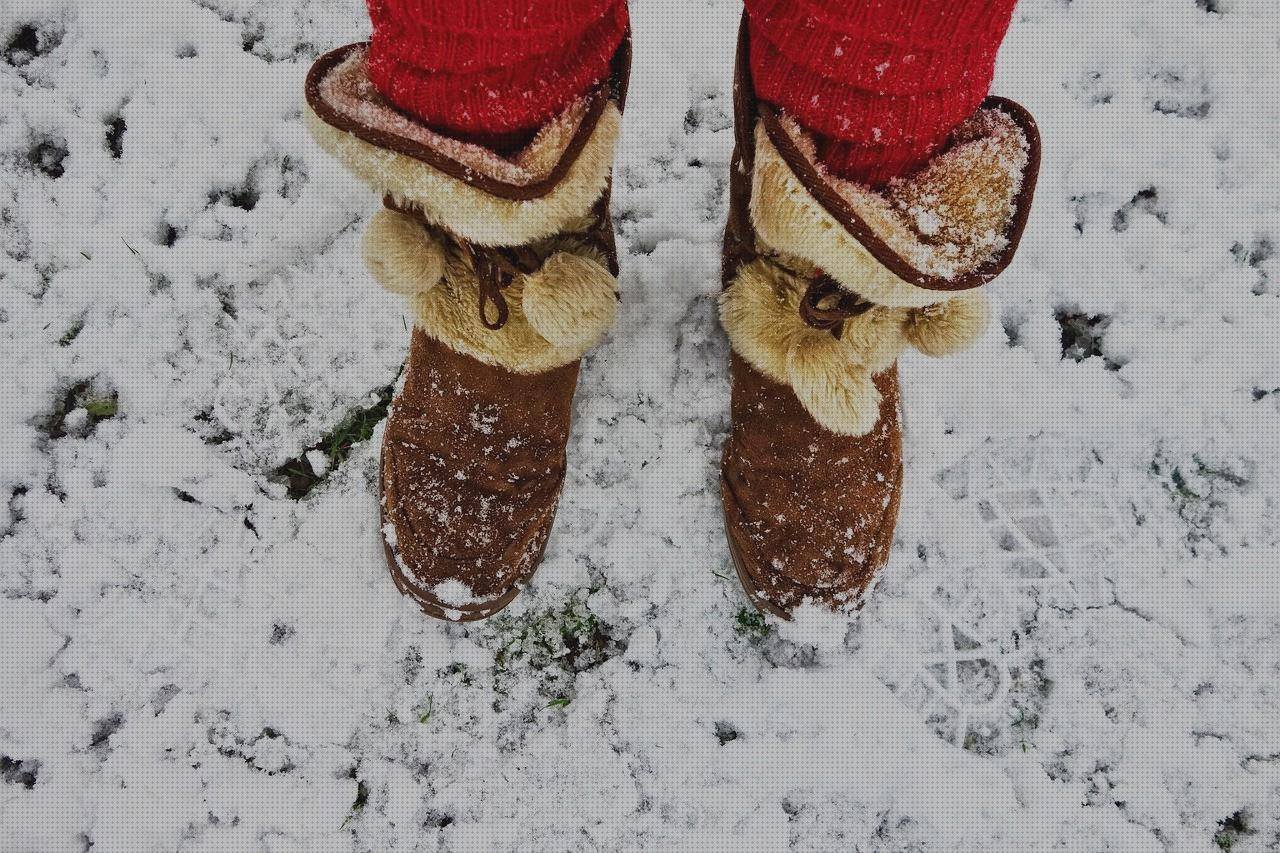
[718,19,1041,618]
[304,38,630,621]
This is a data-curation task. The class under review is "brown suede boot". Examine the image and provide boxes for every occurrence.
[719,19,1041,618]
[304,39,629,621]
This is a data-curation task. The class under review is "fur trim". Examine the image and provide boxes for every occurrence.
[718,258,818,385]
[720,258,991,435]
[409,240,616,375]
[751,109,1029,308]
[304,100,621,248]
[522,252,618,352]
[903,291,991,357]
[307,50,622,373]
[315,48,595,187]
[720,259,903,384]
[362,208,446,295]
[719,258,904,436]
[786,334,881,438]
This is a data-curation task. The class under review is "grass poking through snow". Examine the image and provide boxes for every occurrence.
[274,379,398,499]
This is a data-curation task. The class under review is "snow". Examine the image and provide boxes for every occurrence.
[431,580,476,608]
[2,0,1279,850]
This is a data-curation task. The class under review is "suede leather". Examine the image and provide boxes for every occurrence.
[722,353,903,615]
[373,145,618,622]
[381,330,579,618]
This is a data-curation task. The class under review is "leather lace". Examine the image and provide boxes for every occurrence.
[457,240,543,330]
[798,274,873,340]
[731,228,874,341]
[383,195,619,331]
[383,195,541,331]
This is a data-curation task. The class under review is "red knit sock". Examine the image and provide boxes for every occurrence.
[366,0,627,149]
[745,0,1019,186]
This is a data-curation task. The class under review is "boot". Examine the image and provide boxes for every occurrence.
[304,37,630,621]
[719,19,1041,618]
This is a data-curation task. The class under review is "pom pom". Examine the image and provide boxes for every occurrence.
[522,252,618,352]
[786,334,881,437]
[903,292,991,357]
[362,208,445,295]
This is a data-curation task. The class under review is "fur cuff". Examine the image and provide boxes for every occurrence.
[364,208,618,374]
[305,48,621,247]
[362,208,446,295]
[720,258,989,436]
[751,106,1034,309]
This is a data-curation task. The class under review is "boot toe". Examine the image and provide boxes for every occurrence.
[721,472,899,618]
[374,331,578,623]
[719,357,904,619]
[380,435,560,621]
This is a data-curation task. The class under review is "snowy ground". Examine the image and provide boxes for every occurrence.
[3,0,1279,849]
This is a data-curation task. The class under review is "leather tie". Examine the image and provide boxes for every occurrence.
[383,195,540,331]
[798,274,873,340]
[459,240,542,331]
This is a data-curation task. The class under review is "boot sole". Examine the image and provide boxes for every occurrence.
[720,478,794,622]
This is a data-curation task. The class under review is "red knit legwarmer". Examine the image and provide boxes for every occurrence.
[365,0,1015,184]
[746,0,1019,185]
[366,0,627,147]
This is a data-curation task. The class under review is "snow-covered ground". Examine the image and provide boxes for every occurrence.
[3,0,1279,849]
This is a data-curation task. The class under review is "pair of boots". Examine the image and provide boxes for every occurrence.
[304,20,1039,621]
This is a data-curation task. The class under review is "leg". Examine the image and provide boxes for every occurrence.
[366,0,628,150]
[744,0,1020,186]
